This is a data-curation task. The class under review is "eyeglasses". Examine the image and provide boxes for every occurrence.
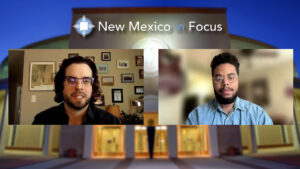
[64,76,94,86]
[213,74,238,83]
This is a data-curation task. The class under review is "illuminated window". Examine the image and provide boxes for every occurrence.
[5,125,44,151]
[135,126,168,157]
[177,125,209,156]
[93,126,125,157]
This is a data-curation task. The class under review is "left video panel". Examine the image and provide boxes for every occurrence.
[9,49,144,125]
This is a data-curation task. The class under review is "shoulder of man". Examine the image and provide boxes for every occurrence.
[238,97,265,113]
[32,104,65,124]
[185,100,214,125]
[91,104,121,124]
[237,97,273,125]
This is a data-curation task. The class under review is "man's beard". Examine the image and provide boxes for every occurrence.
[214,88,238,104]
[64,92,91,110]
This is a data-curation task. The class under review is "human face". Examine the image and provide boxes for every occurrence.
[62,63,93,110]
[212,63,238,104]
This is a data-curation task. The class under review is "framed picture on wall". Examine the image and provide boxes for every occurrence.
[101,52,111,61]
[134,86,144,94]
[94,93,105,106]
[139,69,144,79]
[97,63,109,74]
[29,62,55,91]
[117,60,129,69]
[101,76,114,86]
[112,89,123,103]
[136,55,143,66]
[68,53,79,58]
[121,73,134,83]
[85,56,95,62]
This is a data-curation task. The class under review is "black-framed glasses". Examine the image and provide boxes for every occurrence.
[64,76,94,86]
[213,74,238,83]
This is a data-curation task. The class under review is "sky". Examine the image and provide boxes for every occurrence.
[1,0,300,73]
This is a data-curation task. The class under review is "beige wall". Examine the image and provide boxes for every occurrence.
[239,61,293,124]
[5,125,44,149]
[20,49,143,124]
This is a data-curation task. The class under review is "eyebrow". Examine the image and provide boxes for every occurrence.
[214,73,236,77]
[65,76,92,78]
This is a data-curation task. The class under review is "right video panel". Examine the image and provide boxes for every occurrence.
[159,49,293,125]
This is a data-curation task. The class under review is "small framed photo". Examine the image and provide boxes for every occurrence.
[97,63,109,74]
[117,60,129,69]
[85,56,95,62]
[101,76,114,86]
[139,69,144,79]
[101,52,111,61]
[29,62,55,91]
[136,55,143,66]
[135,86,144,94]
[121,73,134,83]
[94,93,105,106]
[68,53,79,58]
[112,89,123,103]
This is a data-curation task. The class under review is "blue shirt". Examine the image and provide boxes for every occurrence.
[185,97,273,125]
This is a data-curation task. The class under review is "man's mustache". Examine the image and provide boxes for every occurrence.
[71,92,86,97]
[219,88,234,92]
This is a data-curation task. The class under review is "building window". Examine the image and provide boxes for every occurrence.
[135,125,168,158]
[93,125,125,157]
[177,125,209,156]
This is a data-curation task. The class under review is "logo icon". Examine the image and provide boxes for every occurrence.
[73,15,95,37]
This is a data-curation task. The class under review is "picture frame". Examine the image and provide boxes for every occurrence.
[85,56,95,62]
[101,76,114,86]
[97,63,109,74]
[112,89,123,103]
[139,69,144,79]
[134,86,144,94]
[94,93,105,106]
[68,53,79,58]
[29,62,55,91]
[117,60,130,69]
[121,73,134,83]
[101,52,111,61]
[136,55,143,66]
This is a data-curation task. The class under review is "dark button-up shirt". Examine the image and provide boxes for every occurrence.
[32,103,120,124]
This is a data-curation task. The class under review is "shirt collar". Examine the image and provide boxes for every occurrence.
[83,103,96,123]
[62,102,94,124]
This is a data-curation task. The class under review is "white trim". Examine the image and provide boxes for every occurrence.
[208,126,219,157]
[83,125,93,159]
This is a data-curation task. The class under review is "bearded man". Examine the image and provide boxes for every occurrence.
[33,56,120,125]
[185,53,273,125]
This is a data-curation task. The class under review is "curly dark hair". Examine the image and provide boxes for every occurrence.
[54,56,100,103]
[210,52,240,76]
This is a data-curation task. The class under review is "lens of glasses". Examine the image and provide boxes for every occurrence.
[213,74,237,83]
[65,76,94,85]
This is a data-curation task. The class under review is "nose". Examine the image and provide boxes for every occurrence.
[222,77,229,86]
[74,80,84,90]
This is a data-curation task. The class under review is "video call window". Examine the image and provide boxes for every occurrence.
[9,49,144,125]
[158,49,293,125]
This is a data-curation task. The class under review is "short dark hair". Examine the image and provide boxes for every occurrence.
[54,56,100,103]
[210,52,240,76]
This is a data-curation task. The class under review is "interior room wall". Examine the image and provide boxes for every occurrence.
[239,61,293,124]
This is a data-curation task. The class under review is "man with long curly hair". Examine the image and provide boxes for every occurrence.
[33,56,120,124]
